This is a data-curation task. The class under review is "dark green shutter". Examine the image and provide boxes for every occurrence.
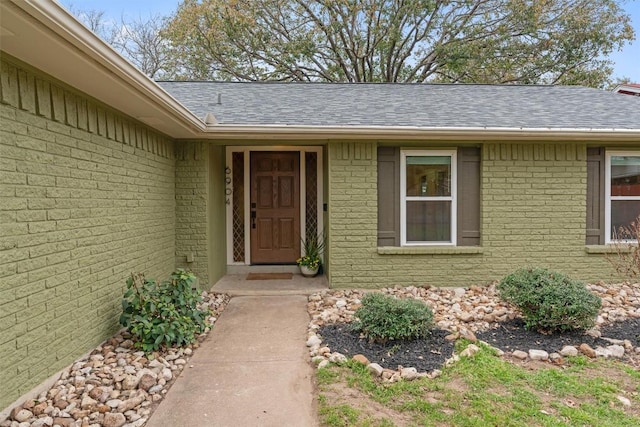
[586,147,605,245]
[457,147,481,246]
[377,146,400,246]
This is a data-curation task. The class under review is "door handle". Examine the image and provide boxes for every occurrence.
[251,210,256,229]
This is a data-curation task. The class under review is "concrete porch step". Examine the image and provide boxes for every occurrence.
[211,273,329,296]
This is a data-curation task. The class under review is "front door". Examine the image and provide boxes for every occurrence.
[250,152,300,264]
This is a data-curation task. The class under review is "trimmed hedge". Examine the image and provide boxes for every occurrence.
[351,293,434,343]
[497,267,601,333]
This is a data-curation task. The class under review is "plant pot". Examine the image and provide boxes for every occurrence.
[299,265,319,277]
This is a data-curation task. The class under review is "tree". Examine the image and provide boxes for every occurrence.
[66,4,171,79]
[65,4,119,45]
[112,14,171,79]
[162,0,634,86]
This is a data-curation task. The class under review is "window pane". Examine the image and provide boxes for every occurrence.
[611,200,640,238]
[406,201,451,242]
[406,156,451,197]
[611,156,640,196]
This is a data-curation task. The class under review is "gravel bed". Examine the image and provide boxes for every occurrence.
[307,282,640,377]
[2,292,230,427]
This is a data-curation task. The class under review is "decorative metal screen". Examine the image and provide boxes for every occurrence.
[305,152,318,241]
[232,152,245,262]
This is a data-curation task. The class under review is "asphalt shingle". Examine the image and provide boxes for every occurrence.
[157,82,640,130]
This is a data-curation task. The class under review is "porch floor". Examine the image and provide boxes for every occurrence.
[210,273,329,296]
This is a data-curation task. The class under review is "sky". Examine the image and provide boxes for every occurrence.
[60,0,640,83]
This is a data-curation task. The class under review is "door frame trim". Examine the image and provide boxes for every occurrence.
[225,146,324,265]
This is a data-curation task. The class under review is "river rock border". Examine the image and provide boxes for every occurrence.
[2,292,230,427]
[306,283,640,381]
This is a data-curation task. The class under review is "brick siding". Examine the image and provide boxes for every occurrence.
[0,57,176,409]
[327,141,616,288]
[175,142,209,283]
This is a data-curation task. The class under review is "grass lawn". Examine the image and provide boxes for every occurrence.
[316,343,640,427]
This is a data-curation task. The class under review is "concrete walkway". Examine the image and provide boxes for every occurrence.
[145,294,318,427]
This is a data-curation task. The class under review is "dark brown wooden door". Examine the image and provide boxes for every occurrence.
[250,152,300,264]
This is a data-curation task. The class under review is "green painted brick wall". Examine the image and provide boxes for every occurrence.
[175,142,209,283]
[0,57,176,409]
[174,142,226,286]
[327,141,617,289]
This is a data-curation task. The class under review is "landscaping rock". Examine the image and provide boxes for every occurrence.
[30,417,53,427]
[12,409,33,423]
[579,343,596,358]
[560,345,578,357]
[400,367,418,380]
[352,354,370,365]
[617,396,632,407]
[32,402,48,416]
[459,329,478,343]
[329,352,347,364]
[103,412,126,427]
[306,335,322,347]
[512,350,528,360]
[549,353,563,364]
[117,395,145,413]
[53,417,74,427]
[528,349,549,361]
[367,363,384,377]
[607,345,625,358]
[460,344,480,358]
[80,396,97,411]
[138,373,156,391]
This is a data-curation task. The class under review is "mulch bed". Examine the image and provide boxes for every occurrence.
[319,318,640,372]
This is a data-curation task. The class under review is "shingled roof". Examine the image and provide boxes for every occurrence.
[157,82,640,130]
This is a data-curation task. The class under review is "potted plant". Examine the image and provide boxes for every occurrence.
[297,232,325,277]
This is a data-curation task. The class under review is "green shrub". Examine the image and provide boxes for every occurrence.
[119,269,211,352]
[497,267,602,333]
[351,293,434,343]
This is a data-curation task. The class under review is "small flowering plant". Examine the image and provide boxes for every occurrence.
[296,255,321,269]
[297,231,325,270]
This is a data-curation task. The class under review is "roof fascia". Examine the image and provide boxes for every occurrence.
[197,125,640,142]
[1,0,205,137]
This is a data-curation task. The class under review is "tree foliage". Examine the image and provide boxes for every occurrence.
[161,0,634,86]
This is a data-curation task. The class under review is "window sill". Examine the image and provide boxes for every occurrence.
[585,245,634,254]
[378,246,483,255]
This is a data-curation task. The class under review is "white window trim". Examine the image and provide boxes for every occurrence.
[400,149,457,246]
[605,150,640,243]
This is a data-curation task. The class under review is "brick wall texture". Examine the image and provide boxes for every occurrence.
[175,141,209,283]
[327,141,616,289]
[0,57,176,409]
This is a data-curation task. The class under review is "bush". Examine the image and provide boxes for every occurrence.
[497,267,601,333]
[119,269,211,352]
[351,293,434,343]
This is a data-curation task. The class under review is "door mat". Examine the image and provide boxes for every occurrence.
[246,273,293,280]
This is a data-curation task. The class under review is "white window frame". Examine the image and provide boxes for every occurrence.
[400,150,457,246]
[605,150,640,243]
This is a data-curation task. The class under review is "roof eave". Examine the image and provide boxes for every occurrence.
[0,0,205,138]
[198,125,640,141]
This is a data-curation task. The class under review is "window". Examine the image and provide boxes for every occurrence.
[377,146,480,247]
[400,150,457,245]
[606,152,640,242]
